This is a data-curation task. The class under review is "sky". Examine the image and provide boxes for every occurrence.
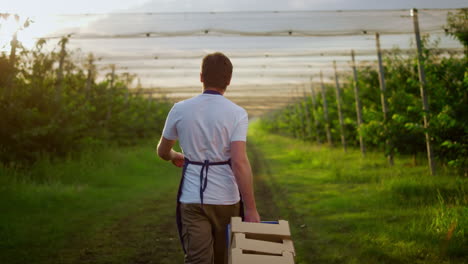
[2,0,467,15]
[1,0,465,99]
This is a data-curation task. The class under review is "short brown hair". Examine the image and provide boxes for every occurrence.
[201,52,233,90]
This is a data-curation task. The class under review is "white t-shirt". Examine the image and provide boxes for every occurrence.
[162,93,248,205]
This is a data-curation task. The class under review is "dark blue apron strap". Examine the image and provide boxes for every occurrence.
[176,158,190,254]
[199,160,210,206]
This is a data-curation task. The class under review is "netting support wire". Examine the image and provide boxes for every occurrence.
[351,50,366,157]
[375,32,394,166]
[411,8,436,176]
[320,70,333,146]
[41,28,448,39]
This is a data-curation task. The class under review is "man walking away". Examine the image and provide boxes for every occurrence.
[157,52,261,264]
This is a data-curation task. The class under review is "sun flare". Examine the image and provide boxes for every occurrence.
[0,14,56,50]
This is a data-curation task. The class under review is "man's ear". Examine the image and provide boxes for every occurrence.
[200,72,204,83]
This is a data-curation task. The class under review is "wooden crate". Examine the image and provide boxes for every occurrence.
[229,217,291,241]
[228,217,295,264]
[229,248,294,264]
[231,233,295,256]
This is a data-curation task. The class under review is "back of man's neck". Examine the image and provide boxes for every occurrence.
[203,87,225,95]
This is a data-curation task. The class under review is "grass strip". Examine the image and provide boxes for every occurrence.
[249,123,467,264]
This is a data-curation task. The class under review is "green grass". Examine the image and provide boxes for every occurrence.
[0,140,181,264]
[1,127,466,264]
[249,122,467,264]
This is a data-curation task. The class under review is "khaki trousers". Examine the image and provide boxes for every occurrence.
[180,202,241,264]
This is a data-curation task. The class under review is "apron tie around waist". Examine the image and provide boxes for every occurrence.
[176,157,244,254]
[192,158,232,206]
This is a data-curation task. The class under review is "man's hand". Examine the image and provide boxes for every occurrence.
[171,152,185,168]
[157,136,184,168]
[244,208,261,223]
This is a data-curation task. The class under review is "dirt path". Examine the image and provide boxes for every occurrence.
[248,141,283,220]
[248,141,316,263]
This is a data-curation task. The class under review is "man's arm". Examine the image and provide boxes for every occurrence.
[157,136,185,167]
[231,141,260,222]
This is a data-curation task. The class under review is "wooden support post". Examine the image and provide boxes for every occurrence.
[85,53,95,98]
[411,8,436,175]
[287,104,293,137]
[375,33,394,166]
[320,71,333,146]
[291,88,297,138]
[5,32,18,96]
[333,61,347,152]
[309,78,322,144]
[147,91,154,109]
[302,87,312,141]
[109,64,116,89]
[125,88,130,105]
[9,33,18,68]
[106,64,116,122]
[287,89,294,137]
[144,91,154,136]
[351,50,366,156]
[56,37,67,103]
[293,88,301,139]
[296,87,306,140]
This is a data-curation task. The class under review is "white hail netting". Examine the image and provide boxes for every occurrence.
[0,9,464,115]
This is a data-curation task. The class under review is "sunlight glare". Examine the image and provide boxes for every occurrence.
[0,16,21,39]
[18,16,67,49]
